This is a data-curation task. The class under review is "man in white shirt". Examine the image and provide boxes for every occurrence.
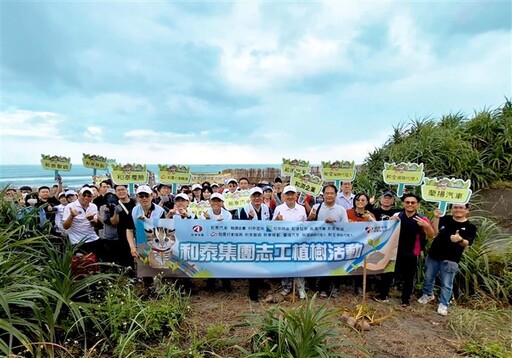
[273,185,307,299]
[308,184,349,298]
[63,187,102,257]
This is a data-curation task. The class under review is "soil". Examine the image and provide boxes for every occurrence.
[187,279,464,357]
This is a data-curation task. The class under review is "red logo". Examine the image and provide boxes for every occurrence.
[192,225,203,232]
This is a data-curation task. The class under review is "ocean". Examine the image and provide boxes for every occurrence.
[0,164,281,189]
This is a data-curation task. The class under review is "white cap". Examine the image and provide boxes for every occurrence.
[135,185,152,195]
[106,188,116,195]
[65,189,77,196]
[79,187,93,195]
[58,191,66,198]
[210,193,225,201]
[175,193,190,201]
[211,182,219,188]
[283,185,297,194]
[227,178,237,185]
[222,188,230,194]
[249,187,263,196]
[192,183,202,191]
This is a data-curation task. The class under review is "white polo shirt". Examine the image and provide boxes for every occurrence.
[272,203,307,222]
[63,200,99,244]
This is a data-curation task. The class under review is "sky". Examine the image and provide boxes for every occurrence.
[1,1,511,166]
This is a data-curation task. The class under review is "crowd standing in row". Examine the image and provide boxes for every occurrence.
[4,176,476,316]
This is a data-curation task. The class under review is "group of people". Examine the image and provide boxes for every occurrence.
[5,176,476,316]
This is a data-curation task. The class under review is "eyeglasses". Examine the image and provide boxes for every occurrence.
[404,201,417,204]
[137,193,150,198]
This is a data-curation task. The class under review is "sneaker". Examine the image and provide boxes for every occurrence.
[418,294,435,305]
[373,296,389,303]
[330,287,340,298]
[298,288,307,300]
[281,287,291,296]
[437,303,448,316]
[320,291,328,298]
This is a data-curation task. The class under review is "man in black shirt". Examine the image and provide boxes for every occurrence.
[418,204,476,316]
[109,184,137,274]
[371,191,401,220]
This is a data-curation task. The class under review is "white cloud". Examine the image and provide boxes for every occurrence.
[0,109,63,138]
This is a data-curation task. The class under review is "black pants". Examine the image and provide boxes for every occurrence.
[378,254,418,304]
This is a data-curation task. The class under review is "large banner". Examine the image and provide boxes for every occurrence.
[134,219,400,278]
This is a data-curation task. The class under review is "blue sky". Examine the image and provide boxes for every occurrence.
[1,1,511,165]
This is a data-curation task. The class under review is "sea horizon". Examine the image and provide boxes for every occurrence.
[0,163,286,189]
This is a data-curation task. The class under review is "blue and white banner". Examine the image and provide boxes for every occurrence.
[135,218,400,278]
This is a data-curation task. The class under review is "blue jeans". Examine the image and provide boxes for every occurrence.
[422,256,459,307]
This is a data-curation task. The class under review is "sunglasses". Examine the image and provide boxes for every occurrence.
[137,193,150,198]
[404,201,417,204]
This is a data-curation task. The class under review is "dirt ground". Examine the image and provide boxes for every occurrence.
[186,279,464,357]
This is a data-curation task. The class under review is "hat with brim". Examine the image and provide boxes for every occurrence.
[79,187,93,195]
[210,193,225,201]
[135,185,153,195]
[249,187,263,196]
[283,185,297,194]
[175,193,190,201]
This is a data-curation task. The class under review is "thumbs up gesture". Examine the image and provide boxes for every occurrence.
[450,230,462,243]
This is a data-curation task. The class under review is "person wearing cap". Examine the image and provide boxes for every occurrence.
[226,179,238,194]
[167,193,195,219]
[126,185,167,260]
[210,183,221,193]
[62,187,103,257]
[199,192,233,292]
[53,191,69,237]
[273,185,308,299]
[64,190,77,203]
[375,193,435,306]
[239,186,272,302]
[191,183,203,203]
[154,183,175,213]
[335,181,355,210]
[109,184,137,274]
[199,193,232,221]
[307,184,349,298]
[370,191,401,221]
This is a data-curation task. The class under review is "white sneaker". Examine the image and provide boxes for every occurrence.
[418,294,435,304]
[281,287,291,296]
[437,303,448,316]
[298,288,307,300]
